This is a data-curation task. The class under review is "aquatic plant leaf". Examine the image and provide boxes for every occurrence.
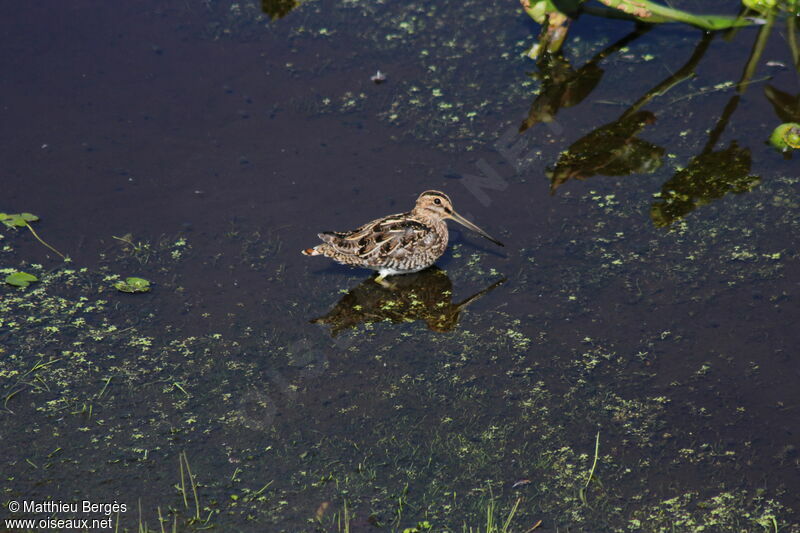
[4,271,38,288]
[742,0,777,10]
[114,277,151,293]
[769,122,800,151]
[0,212,39,228]
[0,211,65,258]
[742,0,799,15]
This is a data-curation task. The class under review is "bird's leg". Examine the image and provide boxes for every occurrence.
[374,273,398,290]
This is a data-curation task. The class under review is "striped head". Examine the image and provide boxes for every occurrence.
[413,190,455,219]
[413,190,504,247]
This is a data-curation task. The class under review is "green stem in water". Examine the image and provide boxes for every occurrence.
[787,15,799,73]
[24,222,66,260]
[584,430,600,489]
[738,11,775,94]
[597,0,757,29]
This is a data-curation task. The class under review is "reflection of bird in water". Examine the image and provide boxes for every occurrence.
[311,267,505,336]
[302,191,503,287]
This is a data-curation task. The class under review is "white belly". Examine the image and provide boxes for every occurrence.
[377,266,427,277]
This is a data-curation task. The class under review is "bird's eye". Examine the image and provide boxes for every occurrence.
[434,198,441,205]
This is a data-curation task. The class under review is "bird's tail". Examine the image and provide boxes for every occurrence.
[301,246,322,256]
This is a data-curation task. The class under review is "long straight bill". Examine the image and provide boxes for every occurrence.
[450,211,504,247]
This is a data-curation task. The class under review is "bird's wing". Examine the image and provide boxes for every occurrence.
[319,213,431,261]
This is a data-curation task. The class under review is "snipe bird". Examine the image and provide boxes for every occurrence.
[302,190,503,285]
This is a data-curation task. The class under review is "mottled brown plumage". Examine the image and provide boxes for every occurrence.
[302,191,503,284]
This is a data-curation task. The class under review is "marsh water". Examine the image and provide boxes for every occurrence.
[2,1,799,531]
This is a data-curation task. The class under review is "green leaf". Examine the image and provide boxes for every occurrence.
[114,277,151,293]
[769,122,800,151]
[5,271,39,288]
[0,212,39,228]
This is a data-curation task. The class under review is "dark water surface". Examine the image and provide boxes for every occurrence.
[2,1,799,531]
